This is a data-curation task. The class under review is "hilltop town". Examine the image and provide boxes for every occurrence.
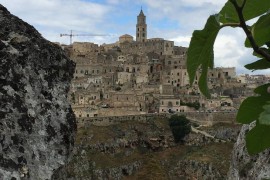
[60,9,270,118]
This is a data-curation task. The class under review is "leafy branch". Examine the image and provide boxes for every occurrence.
[229,0,270,61]
[187,0,270,154]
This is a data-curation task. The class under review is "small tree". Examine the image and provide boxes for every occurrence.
[169,115,191,143]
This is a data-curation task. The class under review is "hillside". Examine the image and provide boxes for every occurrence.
[53,116,240,179]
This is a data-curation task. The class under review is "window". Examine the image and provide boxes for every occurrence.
[143,33,145,37]
[137,33,139,37]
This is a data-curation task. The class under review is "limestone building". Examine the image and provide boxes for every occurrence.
[119,10,175,56]
[66,8,246,117]
[119,34,133,43]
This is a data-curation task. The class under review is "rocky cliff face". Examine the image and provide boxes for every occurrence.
[0,5,76,180]
[227,123,270,180]
[52,117,236,179]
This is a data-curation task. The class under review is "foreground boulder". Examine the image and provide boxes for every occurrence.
[227,124,270,179]
[0,5,76,179]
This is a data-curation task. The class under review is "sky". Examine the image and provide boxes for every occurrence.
[1,0,269,75]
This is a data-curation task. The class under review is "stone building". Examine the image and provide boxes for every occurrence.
[136,9,147,42]
[159,96,181,113]
[75,90,101,106]
[119,34,134,43]
[118,10,175,56]
[110,90,141,111]
[72,42,99,57]
[120,38,174,56]
[117,72,133,84]
[65,8,247,118]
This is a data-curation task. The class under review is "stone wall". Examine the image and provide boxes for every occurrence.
[77,112,236,127]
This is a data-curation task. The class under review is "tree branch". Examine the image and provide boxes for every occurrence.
[230,0,270,61]
[239,0,247,9]
[220,23,240,28]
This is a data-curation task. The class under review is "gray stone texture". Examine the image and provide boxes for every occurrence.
[0,5,76,179]
[227,123,270,180]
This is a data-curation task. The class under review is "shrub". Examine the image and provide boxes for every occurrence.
[169,115,191,143]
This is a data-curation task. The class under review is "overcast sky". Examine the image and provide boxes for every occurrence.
[1,0,269,75]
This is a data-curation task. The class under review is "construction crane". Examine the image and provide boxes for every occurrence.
[60,30,109,45]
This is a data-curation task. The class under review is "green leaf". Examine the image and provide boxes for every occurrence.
[187,15,220,98]
[219,0,270,24]
[244,58,270,71]
[254,83,270,95]
[237,83,270,124]
[246,123,270,154]
[237,96,267,123]
[259,104,270,125]
[245,13,270,47]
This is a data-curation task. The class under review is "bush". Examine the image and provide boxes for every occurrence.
[180,100,200,110]
[115,86,121,91]
[169,115,191,143]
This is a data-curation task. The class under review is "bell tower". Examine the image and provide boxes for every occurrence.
[136,8,147,42]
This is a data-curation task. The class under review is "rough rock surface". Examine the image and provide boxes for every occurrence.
[0,5,76,179]
[227,124,270,180]
[168,160,222,179]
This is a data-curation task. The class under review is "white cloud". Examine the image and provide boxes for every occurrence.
[181,0,226,7]
[213,28,270,74]
[170,35,191,47]
[1,0,269,75]
[1,0,112,44]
